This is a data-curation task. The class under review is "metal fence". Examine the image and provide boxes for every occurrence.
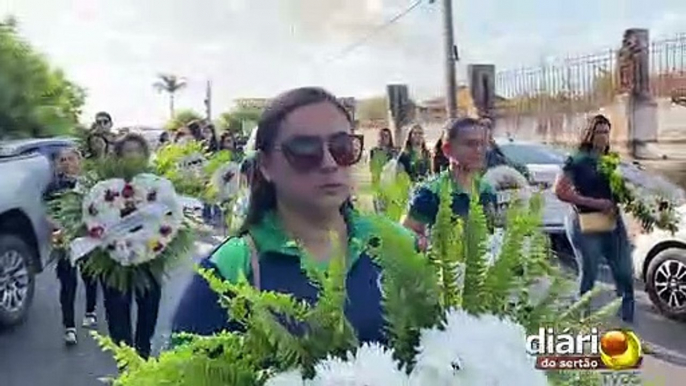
[494,33,686,115]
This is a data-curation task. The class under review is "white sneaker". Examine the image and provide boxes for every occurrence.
[82,313,97,328]
[64,328,77,346]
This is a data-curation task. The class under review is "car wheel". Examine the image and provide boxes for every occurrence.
[0,234,36,327]
[645,248,686,320]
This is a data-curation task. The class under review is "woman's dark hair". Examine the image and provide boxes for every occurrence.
[401,123,429,159]
[218,131,236,151]
[174,120,204,143]
[378,127,394,148]
[84,132,110,159]
[202,122,219,152]
[95,111,112,122]
[238,87,353,235]
[578,114,611,154]
[114,133,150,159]
[432,137,449,173]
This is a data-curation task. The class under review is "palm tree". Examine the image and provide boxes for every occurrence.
[153,74,187,118]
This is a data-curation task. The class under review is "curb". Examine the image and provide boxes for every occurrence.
[644,343,686,367]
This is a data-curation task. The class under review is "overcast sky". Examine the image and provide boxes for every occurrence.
[2,0,685,127]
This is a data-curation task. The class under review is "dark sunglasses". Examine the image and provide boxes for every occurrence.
[275,133,363,173]
[96,119,110,125]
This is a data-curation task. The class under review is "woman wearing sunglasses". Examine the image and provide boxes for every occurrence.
[171,87,414,343]
[401,118,498,247]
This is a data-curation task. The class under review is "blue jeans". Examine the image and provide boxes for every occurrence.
[565,213,635,322]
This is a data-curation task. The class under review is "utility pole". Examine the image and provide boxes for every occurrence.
[440,0,458,119]
[204,80,212,121]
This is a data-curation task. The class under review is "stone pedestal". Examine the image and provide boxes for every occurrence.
[468,64,496,117]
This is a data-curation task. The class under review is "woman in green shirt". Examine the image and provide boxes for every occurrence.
[397,124,431,182]
[172,87,415,343]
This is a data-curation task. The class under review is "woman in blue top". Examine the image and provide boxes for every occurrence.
[402,117,497,242]
[172,87,414,343]
[553,114,634,323]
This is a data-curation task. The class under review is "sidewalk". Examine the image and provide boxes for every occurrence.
[640,355,686,385]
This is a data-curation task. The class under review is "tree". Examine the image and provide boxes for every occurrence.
[0,17,86,139]
[216,106,262,135]
[153,74,187,118]
[164,109,202,131]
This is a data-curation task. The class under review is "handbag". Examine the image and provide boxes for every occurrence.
[578,212,617,233]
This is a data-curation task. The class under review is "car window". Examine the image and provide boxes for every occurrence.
[497,143,567,165]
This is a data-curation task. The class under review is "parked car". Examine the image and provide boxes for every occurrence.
[494,139,574,258]
[0,137,76,327]
[496,139,686,319]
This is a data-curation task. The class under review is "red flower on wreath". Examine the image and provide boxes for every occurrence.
[88,226,104,239]
[122,184,135,198]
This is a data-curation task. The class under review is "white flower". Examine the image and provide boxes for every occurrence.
[264,369,309,386]
[410,309,547,386]
[211,162,241,200]
[76,173,184,266]
[310,342,409,386]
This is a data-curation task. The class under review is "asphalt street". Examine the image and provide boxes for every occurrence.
[1,235,686,386]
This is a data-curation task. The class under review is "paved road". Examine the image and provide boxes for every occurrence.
[0,237,219,386]
[1,236,686,386]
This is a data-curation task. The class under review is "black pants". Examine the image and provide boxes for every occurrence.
[56,258,99,329]
[102,277,162,359]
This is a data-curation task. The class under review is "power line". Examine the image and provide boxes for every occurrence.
[323,0,426,64]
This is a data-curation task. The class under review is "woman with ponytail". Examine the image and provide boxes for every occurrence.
[171,87,415,343]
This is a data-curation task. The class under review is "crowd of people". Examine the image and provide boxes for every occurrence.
[45,87,634,363]
[46,111,250,353]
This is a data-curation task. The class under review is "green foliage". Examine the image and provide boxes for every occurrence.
[101,172,618,385]
[154,141,209,199]
[47,156,196,291]
[99,232,360,385]
[216,107,262,135]
[164,109,202,131]
[0,17,86,138]
[369,158,412,221]
[599,152,679,233]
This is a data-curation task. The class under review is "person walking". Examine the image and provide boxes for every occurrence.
[100,134,161,358]
[396,124,431,182]
[45,147,100,345]
[553,114,635,324]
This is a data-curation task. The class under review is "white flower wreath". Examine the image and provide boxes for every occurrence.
[210,161,241,201]
[482,165,532,205]
[69,173,184,266]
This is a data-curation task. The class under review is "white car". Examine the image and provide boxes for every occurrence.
[496,139,686,319]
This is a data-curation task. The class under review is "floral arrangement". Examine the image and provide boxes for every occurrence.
[48,157,195,291]
[70,173,183,267]
[209,161,241,202]
[95,171,616,386]
[599,152,679,233]
[154,141,210,199]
